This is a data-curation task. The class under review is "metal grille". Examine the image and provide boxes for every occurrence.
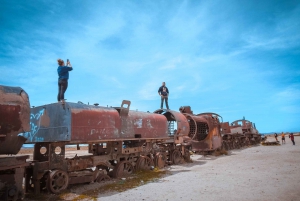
[188,119,196,139]
[197,122,209,141]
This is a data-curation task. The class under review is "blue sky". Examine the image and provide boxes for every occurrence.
[1,0,299,133]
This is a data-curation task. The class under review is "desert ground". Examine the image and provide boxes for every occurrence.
[23,135,300,201]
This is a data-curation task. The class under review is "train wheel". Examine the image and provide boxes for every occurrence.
[112,161,134,178]
[221,141,225,150]
[154,153,166,169]
[245,138,250,146]
[224,142,229,150]
[183,148,191,162]
[46,170,69,194]
[96,173,110,182]
[136,156,154,171]
[171,149,182,165]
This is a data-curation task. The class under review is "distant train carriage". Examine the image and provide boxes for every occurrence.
[220,119,262,149]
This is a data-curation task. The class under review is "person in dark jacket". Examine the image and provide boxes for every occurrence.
[57,59,73,103]
[158,82,169,110]
[274,133,278,142]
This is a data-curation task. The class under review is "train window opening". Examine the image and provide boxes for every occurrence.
[55,146,61,155]
[158,111,179,136]
[40,146,47,154]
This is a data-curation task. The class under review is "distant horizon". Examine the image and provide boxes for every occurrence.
[1,0,300,133]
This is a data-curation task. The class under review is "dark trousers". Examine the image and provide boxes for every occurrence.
[58,79,68,101]
[291,140,295,145]
[161,96,169,109]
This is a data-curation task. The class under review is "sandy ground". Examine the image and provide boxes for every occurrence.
[23,136,300,201]
[98,136,300,201]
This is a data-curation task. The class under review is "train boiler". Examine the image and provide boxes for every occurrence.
[177,106,223,153]
[0,85,30,201]
[22,100,191,194]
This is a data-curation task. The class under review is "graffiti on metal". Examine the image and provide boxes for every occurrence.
[22,109,45,142]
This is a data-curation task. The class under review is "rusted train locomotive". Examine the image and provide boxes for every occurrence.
[220,119,261,150]
[21,100,195,195]
[0,85,30,201]
[0,84,262,200]
[22,103,227,195]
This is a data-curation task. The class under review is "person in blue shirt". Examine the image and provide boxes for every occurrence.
[158,82,169,110]
[57,59,73,103]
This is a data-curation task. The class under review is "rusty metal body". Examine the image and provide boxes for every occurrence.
[220,119,262,150]
[23,101,169,143]
[0,85,30,154]
[0,85,30,201]
[24,101,191,195]
[178,106,222,152]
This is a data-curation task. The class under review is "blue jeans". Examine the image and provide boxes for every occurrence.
[161,96,169,109]
[58,79,68,101]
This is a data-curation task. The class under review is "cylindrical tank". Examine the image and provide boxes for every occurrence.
[23,101,170,143]
[179,106,222,151]
[0,85,30,154]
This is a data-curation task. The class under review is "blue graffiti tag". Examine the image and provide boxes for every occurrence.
[22,109,45,141]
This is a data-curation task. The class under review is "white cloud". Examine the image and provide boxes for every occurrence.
[276,86,300,100]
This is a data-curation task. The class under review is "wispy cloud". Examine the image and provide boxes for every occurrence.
[1,0,300,132]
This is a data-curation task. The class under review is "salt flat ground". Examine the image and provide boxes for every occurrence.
[98,136,300,201]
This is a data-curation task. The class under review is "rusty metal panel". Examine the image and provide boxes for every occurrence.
[71,103,120,141]
[0,85,30,154]
[0,158,27,201]
[119,110,169,139]
[220,122,231,134]
[0,155,29,171]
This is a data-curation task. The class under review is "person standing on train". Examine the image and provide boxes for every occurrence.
[57,59,73,103]
[158,82,169,110]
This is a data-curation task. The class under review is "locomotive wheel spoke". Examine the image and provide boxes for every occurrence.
[171,149,182,165]
[183,149,191,162]
[46,170,69,194]
[96,173,110,182]
[112,161,134,178]
[155,153,166,169]
[136,156,153,171]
